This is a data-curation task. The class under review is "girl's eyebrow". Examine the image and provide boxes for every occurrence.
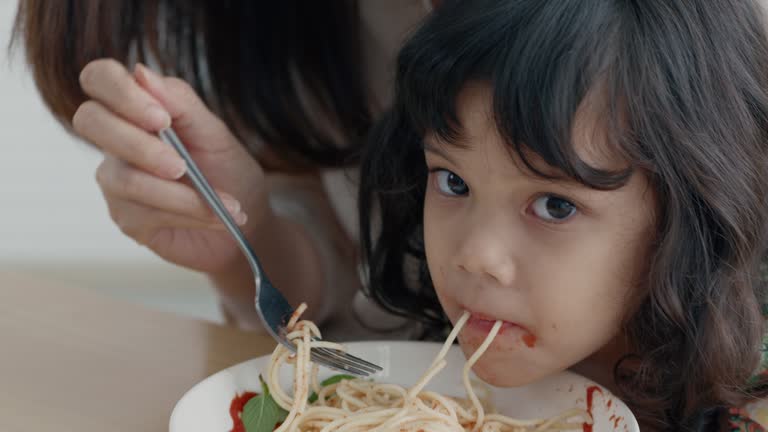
[423,138,603,191]
[422,142,460,166]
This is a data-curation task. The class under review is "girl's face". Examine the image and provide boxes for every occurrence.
[423,85,656,387]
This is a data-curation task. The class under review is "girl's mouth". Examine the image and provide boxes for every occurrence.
[463,312,537,348]
[466,313,520,333]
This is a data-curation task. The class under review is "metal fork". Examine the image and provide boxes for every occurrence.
[159,128,382,377]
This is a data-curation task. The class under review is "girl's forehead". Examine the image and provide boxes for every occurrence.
[427,83,630,174]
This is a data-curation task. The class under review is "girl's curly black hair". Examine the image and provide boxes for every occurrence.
[360,1,768,429]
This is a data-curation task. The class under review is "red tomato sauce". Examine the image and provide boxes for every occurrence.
[583,385,602,432]
[522,332,537,348]
[229,391,259,432]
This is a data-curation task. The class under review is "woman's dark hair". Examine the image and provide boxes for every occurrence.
[360,0,768,429]
[11,1,371,170]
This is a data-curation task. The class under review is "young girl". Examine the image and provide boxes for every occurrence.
[359,0,768,430]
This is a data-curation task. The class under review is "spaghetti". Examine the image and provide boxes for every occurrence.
[266,304,592,432]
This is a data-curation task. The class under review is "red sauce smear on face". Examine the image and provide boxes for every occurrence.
[582,385,602,432]
[229,391,259,432]
[522,332,537,347]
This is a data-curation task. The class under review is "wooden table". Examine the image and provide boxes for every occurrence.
[0,271,275,432]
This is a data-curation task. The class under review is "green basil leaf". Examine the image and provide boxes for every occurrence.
[242,375,288,432]
[320,374,356,387]
[308,374,357,403]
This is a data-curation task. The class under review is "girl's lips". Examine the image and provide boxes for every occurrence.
[463,312,538,347]
[466,313,522,334]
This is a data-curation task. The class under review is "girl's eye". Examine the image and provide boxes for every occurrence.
[530,195,577,222]
[433,169,469,196]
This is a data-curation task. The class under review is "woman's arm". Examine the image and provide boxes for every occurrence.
[210,177,340,328]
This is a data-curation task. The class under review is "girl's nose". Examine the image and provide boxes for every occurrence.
[453,220,517,287]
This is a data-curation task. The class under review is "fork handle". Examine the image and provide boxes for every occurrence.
[158,128,265,286]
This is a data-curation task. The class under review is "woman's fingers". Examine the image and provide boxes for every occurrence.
[105,199,232,247]
[75,58,259,249]
[96,156,247,227]
[78,58,171,131]
[74,101,186,180]
[134,64,233,152]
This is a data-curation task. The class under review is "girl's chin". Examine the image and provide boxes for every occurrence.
[468,360,546,387]
[458,343,547,388]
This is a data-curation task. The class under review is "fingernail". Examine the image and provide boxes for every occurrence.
[236,212,248,226]
[136,63,163,89]
[146,105,171,130]
[221,197,241,215]
[166,158,186,179]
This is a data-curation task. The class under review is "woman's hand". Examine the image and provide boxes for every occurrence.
[73,59,269,273]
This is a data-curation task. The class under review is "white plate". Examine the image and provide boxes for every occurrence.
[170,341,639,431]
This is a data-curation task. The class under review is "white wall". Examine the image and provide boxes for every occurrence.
[0,1,221,323]
[0,1,156,262]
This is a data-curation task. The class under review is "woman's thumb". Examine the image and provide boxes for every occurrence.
[133,63,229,149]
